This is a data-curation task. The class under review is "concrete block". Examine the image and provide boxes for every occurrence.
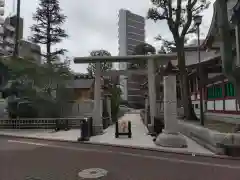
[177,120,240,154]
[155,130,187,148]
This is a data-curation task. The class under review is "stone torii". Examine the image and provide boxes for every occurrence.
[74,54,187,148]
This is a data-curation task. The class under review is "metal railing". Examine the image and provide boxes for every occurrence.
[0,117,90,129]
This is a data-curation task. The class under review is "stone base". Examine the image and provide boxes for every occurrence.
[147,124,154,134]
[155,130,187,148]
[92,125,103,136]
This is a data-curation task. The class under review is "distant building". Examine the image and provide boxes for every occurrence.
[2,17,15,55]
[118,9,146,106]
[0,0,15,56]
[66,79,95,102]
[19,40,42,64]
[7,15,24,40]
[0,15,24,56]
[0,13,41,64]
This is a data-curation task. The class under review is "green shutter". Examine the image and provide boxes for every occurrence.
[212,86,215,99]
[207,87,213,99]
[225,82,236,97]
[220,87,223,98]
[233,83,235,96]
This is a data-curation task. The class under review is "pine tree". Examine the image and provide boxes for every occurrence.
[30,0,68,64]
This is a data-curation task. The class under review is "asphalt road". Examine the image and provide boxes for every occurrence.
[0,136,240,180]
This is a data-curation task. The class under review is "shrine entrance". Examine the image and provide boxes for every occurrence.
[74,54,188,148]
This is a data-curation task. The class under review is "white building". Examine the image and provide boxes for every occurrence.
[118,9,145,103]
[0,0,24,57]
[0,0,6,56]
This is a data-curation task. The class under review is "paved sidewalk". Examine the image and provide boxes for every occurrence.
[0,111,213,155]
[90,111,214,155]
[0,129,81,141]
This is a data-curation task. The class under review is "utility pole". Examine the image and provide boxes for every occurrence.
[13,0,21,58]
[194,15,205,126]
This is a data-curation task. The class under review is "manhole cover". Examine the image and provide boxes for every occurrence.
[78,168,108,179]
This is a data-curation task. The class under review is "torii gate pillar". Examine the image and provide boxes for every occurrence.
[92,62,103,135]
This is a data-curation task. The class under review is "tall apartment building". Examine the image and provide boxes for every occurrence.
[0,13,40,63]
[2,17,16,55]
[118,9,146,106]
[7,15,24,40]
[0,0,7,56]
[19,39,42,64]
[0,14,24,56]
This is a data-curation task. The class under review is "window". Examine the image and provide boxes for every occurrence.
[195,104,199,109]
[224,82,235,97]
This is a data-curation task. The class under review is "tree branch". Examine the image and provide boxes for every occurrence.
[181,0,197,38]
[175,0,182,29]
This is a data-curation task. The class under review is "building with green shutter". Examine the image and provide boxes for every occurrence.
[187,0,240,122]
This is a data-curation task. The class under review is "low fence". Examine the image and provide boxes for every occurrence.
[0,97,113,130]
[0,117,90,129]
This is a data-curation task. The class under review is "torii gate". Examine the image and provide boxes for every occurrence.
[74,54,187,148]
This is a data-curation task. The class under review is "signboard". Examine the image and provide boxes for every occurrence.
[115,120,132,138]
[118,120,128,133]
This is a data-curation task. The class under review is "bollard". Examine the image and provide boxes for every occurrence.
[78,118,90,141]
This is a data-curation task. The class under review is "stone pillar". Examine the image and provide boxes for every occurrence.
[155,62,187,148]
[147,58,156,132]
[163,75,178,132]
[93,62,103,135]
[106,94,112,125]
[100,97,104,119]
[144,94,149,126]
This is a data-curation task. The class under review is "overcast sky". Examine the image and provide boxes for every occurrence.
[5,0,215,73]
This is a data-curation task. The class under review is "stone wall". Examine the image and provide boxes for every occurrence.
[178,120,240,154]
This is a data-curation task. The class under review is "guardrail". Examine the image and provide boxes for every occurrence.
[0,117,91,129]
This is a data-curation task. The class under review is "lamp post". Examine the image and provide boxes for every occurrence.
[194,15,204,126]
[13,0,21,57]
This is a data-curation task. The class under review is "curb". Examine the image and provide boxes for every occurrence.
[1,133,240,160]
[183,133,219,154]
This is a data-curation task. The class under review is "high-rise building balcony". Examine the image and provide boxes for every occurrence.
[5,45,14,53]
[0,49,5,56]
[0,44,4,50]
[127,81,141,89]
[0,36,3,43]
[0,0,4,7]
[4,37,15,45]
[0,7,4,16]
[0,26,3,34]
[4,24,15,32]
[128,88,145,95]
[0,16,4,25]
[128,94,144,100]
